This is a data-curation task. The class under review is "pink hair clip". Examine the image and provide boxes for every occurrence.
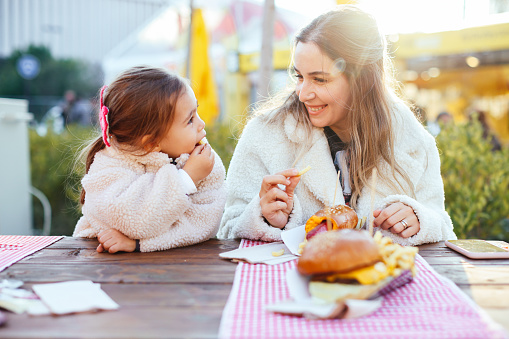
[99,85,111,147]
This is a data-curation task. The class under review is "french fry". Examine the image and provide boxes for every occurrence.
[297,165,311,176]
[272,249,285,257]
[374,230,419,277]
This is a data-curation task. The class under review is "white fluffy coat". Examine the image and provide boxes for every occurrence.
[73,146,226,252]
[217,101,456,246]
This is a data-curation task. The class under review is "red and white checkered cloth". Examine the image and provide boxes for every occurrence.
[219,240,508,339]
[0,235,63,272]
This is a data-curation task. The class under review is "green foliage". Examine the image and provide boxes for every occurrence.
[206,121,242,171]
[30,126,95,236]
[436,120,509,240]
[0,45,103,98]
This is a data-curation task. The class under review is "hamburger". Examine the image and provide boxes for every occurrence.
[297,229,417,303]
[305,205,359,240]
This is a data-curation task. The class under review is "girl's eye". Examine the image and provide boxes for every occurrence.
[314,77,327,84]
[294,74,303,80]
[188,116,194,124]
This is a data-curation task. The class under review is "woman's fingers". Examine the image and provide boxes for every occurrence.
[260,176,290,197]
[375,203,407,230]
[374,203,398,230]
[259,169,299,197]
[285,175,301,197]
[259,168,301,228]
[260,187,291,229]
[374,202,420,238]
[261,187,288,206]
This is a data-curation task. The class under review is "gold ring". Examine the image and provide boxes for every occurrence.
[400,219,409,229]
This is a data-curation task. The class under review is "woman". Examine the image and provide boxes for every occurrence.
[217,5,456,245]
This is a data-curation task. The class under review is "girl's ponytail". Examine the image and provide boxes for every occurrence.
[79,137,106,205]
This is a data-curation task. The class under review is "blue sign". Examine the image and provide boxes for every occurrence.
[17,54,40,80]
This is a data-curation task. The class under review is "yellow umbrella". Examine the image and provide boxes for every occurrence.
[189,8,219,125]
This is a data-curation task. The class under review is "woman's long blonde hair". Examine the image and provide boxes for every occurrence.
[255,5,414,208]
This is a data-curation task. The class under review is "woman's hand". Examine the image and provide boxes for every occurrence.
[183,144,215,185]
[373,202,420,238]
[97,229,136,253]
[259,168,301,229]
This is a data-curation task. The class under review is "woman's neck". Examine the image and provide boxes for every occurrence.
[329,125,351,143]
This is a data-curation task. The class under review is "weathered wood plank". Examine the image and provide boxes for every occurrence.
[0,306,224,339]
[457,285,509,308]
[19,248,240,265]
[430,265,509,285]
[0,264,237,284]
[419,255,509,266]
[17,282,233,308]
[48,237,240,251]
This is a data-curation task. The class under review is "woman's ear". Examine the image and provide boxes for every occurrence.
[141,135,160,152]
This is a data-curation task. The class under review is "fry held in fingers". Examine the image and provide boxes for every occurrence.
[296,165,311,176]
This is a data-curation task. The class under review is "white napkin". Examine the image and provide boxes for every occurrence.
[32,280,119,315]
[219,242,297,265]
[266,268,382,319]
[281,225,306,256]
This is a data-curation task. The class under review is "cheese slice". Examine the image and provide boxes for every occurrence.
[324,262,390,285]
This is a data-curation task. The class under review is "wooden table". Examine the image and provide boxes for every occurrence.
[0,237,507,338]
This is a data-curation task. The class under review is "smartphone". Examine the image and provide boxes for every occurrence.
[445,239,509,259]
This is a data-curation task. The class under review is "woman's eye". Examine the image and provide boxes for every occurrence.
[314,78,327,84]
[294,74,303,80]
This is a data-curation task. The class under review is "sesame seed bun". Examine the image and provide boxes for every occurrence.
[297,229,382,276]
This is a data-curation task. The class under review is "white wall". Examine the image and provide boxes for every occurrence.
[0,98,32,235]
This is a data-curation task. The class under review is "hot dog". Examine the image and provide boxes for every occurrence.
[305,205,358,240]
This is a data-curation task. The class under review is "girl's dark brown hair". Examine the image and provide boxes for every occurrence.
[79,66,187,204]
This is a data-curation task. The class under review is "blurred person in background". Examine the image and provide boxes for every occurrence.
[217,4,456,246]
[470,109,502,152]
[428,111,453,136]
[60,89,94,126]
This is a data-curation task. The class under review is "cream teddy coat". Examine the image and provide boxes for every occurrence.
[73,146,227,252]
[217,100,456,246]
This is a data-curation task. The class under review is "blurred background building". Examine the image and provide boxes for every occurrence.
[1,0,509,236]
[2,0,509,141]
[0,0,169,62]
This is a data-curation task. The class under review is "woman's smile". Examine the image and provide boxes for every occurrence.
[306,104,328,115]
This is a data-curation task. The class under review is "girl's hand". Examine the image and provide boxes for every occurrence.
[183,144,215,185]
[373,202,420,238]
[259,168,301,229]
[97,229,136,253]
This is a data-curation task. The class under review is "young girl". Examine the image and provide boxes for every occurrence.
[73,66,227,253]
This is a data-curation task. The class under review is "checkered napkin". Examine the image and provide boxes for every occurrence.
[219,240,508,339]
[0,235,63,272]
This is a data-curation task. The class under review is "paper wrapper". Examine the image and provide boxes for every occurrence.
[266,267,414,320]
[217,225,306,264]
[219,242,298,265]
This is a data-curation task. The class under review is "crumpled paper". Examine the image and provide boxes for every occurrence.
[266,268,383,319]
[219,242,297,265]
